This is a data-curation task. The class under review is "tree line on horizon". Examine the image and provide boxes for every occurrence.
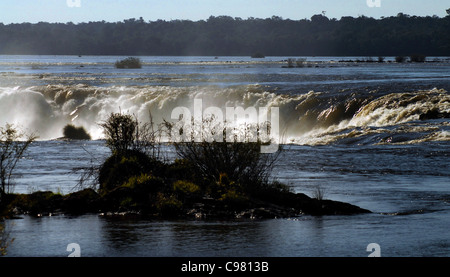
[0,12,449,56]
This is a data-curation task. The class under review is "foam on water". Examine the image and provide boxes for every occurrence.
[0,84,448,145]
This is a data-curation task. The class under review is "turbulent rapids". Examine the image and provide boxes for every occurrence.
[0,83,448,145]
[0,55,448,144]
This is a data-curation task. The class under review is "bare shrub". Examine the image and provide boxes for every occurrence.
[76,111,165,192]
[167,117,282,195]
[1,222,14,256]
[0,124,37,201]
[100,111,163,158]
[312,185,326,200]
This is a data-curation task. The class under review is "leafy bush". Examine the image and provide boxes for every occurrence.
[173,180,200,195]
[118,174,166,210]
[100,112,162,158]
[174,140,279,196]
[62,124,91,140]
[155,193,183,216]
[115,57,142,69]
[166,114,282,197]
[123,173,165,194]
[215,173,248,208]
[165,159,196,182]
[98,150,158,193]
[100,112,139,154]
[218,189,249,209]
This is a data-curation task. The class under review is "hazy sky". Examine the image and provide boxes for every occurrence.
[0,0,448,24]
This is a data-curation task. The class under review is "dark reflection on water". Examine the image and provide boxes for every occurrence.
[100,218,278,257]
[5,209,450,257]
[4,215,328,257]
[4,215,277,257]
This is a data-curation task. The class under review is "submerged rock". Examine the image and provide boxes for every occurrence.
[180,192,370,220]
[419,109,450,120]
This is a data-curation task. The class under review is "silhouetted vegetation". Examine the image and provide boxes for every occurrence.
[0,113,371,219]
[62,124,91,140]
[100,112,140,154]
[0,13,449,56]
[1,221,13,256]
[0,124,37,203]
[409,54,426,63]
[98,150,160,193]
[93,112,288,216]
[173,140,281,198]
[74,112,367,217]
[115,57,142,69]
[0,124,36,256]
[99,112,161,157]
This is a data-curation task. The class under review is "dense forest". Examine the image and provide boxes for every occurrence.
[0,12,449,56]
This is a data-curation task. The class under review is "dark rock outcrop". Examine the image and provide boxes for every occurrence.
[2,189,370,219]
[179,192,370,219]
[419,109,450,120]
[61,188,101,214]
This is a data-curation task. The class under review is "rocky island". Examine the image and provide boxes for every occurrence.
[1,112,370,220]
[1,185,370,220]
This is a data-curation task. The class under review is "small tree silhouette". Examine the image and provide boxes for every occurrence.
[100,112,162,157]
[100,112,138,154]
[168,117,282,195]
[0,124,37,202]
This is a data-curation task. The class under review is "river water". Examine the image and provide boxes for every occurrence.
[1,55,449,257]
